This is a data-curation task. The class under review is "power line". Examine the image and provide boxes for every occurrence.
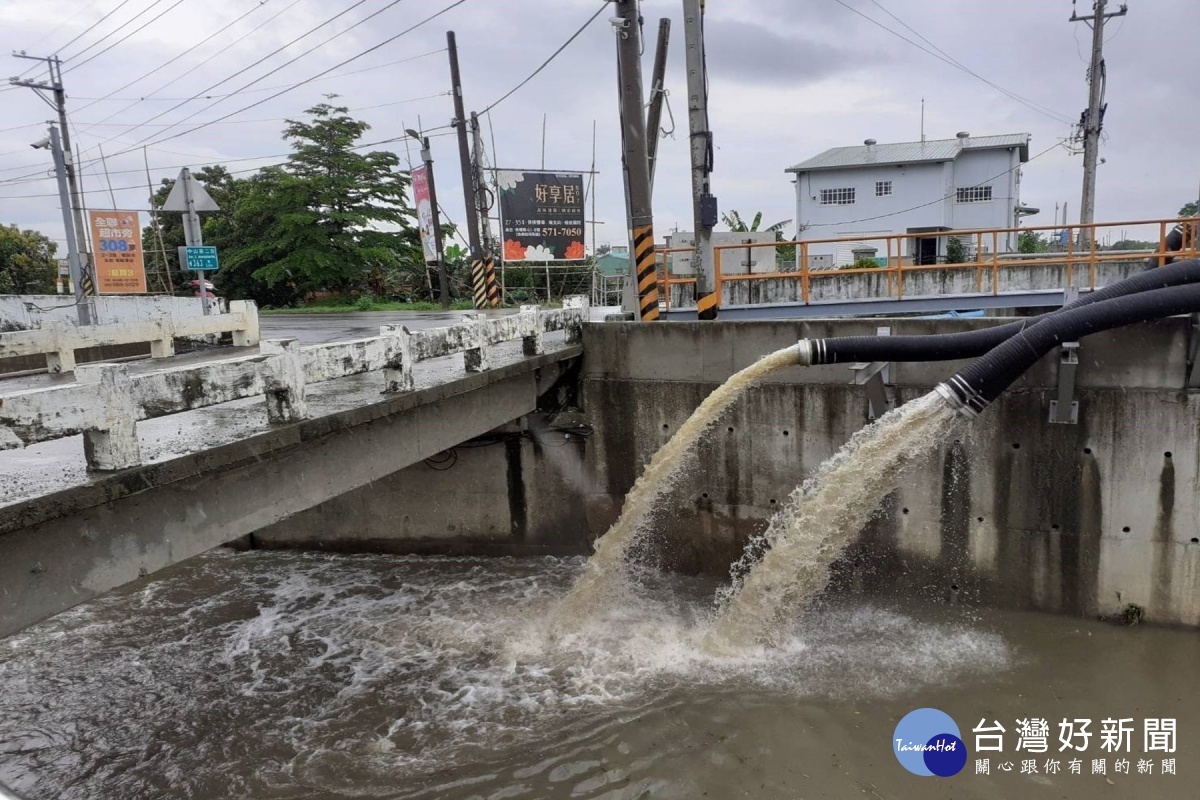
[71,0,284,116]
[100,0,471,161]
[74,0,310,129]
[837,0,1074,127]
[46,0,139,58]
[803,140,1067,228]
[61,0,184,70]
[480,1,608,115]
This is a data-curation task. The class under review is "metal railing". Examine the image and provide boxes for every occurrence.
[0,300,259,373]
[0,299,586,472]
[656,217,1200,310]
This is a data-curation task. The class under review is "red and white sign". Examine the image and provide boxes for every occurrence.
[411,165,436,263]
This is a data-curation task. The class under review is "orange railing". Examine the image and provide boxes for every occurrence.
[654,217,1200,308]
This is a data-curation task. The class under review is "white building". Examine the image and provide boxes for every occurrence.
[785,132,1031,266]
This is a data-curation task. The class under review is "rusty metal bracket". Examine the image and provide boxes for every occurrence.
[1048,341,1080,424]
[848,326,894,420]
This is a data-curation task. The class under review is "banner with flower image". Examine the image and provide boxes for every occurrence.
[497,170,586,261]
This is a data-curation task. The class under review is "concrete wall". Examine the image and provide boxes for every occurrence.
[669,256,1147,309]
[253,414,591,557]
[581,319,1200,626]
[0,295,221,332]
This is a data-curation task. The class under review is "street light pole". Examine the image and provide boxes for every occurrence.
[407,128,450,308]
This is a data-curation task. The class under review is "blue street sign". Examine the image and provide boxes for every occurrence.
[184,245,219,271]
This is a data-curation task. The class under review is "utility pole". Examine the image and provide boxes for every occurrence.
[682,0,718,320]
[43,125,89,325]
[470,112,499,299]
[645,18,671,193]
[613,0,660,322]
[180,169,211,316]
[1071,0,1127,246]
[12,53,95,323]
[447,32,498,309]
[407,129,450,308]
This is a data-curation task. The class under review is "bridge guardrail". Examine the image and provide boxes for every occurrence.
[0,298,586,471]
[656,217,1200,311]
[0,300,260,374]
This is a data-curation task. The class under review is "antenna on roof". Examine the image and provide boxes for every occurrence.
[920,97,925,143]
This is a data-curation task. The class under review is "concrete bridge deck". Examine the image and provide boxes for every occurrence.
[0,310,583,636]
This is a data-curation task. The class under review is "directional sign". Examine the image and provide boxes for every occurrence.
[183,245,219,271]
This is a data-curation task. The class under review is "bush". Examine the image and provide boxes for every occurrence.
[945,237,967,264]
[354,294,377,312]
[841,257,883,270]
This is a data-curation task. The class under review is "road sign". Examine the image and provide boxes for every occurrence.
[183,245,219,271]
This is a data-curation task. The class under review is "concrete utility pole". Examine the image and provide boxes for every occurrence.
[43,125,89,325]
[407,129,450,308]
[470,112,499,287]
[12,54,95,324]
[645,18,671,193]
[613,0,660,322]
[447,32,498,309]
[1071,0,1127,246]
[682,0,718,320]
[179,169,211,316]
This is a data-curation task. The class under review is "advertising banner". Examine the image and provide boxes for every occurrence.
[411,165,437,263]
[88,210,146,293]
[497,170,586,262]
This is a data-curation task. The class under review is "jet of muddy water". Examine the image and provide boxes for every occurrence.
[708,391,962,648]
[553,343,806,624]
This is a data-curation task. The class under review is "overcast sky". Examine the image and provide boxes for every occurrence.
[0,0,1195,255]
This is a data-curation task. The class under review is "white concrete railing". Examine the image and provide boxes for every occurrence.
[0,298,586,471]
[0,300,260,373]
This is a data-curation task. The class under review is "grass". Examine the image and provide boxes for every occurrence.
[261,299,477,314]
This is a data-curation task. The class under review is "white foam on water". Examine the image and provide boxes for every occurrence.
[0,550,1008,799]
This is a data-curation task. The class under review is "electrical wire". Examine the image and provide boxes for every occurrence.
[839,0,1074,127]
[49,0,140,59]
[92,0,468,163]
[71,0,286,116]
[803,140,1066,228]
[479,1,608,115]
[62,0,186,71]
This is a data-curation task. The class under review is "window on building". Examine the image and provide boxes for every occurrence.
[875,180,892,197]
[820,187,856,205]
[956,185,993,203]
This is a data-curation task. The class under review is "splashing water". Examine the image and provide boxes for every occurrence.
[554,344,804,624]
[709,391,962,648]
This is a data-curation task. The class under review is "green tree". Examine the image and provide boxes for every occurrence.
[722,209,796,265]
[1109,239,1156,251]
[0,224,57,294]
[1017,230,1050,254]
[245,102,420,296]
[945,236,967,264]
[1180,201,1197,218]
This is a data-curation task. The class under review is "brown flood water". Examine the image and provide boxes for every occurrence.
[0,549,1196,800]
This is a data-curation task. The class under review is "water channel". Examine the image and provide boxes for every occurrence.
[1,549,1195,799]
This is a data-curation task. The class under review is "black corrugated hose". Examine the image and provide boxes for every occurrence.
[938,281,1200,417]
[804,258,1200,366]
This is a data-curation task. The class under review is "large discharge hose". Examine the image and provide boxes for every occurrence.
[937,281,1200,417]
[796,258,1200,367]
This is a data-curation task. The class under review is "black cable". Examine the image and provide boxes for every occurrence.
[43,0,138,63]
[480,1,608,115]
[62,0,186,71]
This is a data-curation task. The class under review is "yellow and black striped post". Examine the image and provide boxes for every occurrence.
[484,257,500,307]
[696,288,718,320]
[633,224,660,322]
[470,259,488,310]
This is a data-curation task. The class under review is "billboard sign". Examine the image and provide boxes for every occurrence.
[88,210,146,293]
[497,170,586,261]
[411,165,437,263]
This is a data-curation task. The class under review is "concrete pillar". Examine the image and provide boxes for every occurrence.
[462,313,490,372]
[149,314,175,359]
[563,295,588,343]
[260,338,308,423]
[520,305,544,356]
[75,363,141,471]
[43,321,75,374]
[380,324,414,392]
[229,300,260,347]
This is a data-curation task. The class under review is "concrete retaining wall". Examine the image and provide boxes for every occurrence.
[581,318,1200,626]
[669,257,1147,308]
[0,295,224,331]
